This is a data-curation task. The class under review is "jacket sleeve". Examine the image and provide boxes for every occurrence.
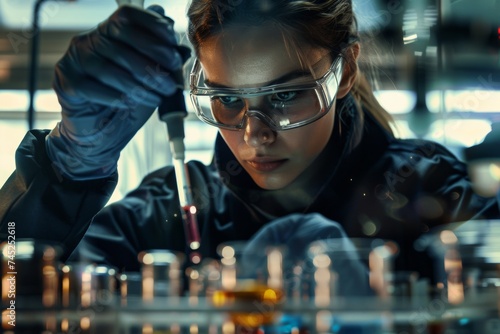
[396,140,499,224]
[0,130,118,261]
[346,138,500,241]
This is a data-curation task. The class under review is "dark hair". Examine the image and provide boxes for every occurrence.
[187,0,394,139]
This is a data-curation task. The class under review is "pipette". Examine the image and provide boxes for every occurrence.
[148,4,202,264]
[159,94,202,265]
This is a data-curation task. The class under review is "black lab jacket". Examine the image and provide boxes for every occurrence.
[1,96,498,280]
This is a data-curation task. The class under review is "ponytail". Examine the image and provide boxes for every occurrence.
[351,71,394,136]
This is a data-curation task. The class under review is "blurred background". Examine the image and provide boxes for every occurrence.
[0,0,499,203]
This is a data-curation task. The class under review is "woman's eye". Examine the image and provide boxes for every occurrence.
[215,96,240,105]
[274,91,297,102]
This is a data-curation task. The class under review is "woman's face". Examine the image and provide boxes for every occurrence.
[199,26,337,190]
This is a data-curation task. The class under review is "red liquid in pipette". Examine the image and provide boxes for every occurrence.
[182,205,202,263]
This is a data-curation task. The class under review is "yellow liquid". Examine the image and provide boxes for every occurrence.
[212,282,284,327]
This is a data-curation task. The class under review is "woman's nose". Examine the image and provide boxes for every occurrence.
[243,113,277,147]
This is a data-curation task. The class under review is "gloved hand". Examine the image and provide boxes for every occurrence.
[243,213,374,297]
[46,5,191,180]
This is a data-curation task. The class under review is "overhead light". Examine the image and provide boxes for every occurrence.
[403,33,418,44]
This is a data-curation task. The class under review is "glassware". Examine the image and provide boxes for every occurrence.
[211,242,285,329]
[1,239,62,309]
[138,249,184,302]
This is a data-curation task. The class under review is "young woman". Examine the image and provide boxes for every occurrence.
[0,0,498,286]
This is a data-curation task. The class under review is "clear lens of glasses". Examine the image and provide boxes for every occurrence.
[189,57,343,131]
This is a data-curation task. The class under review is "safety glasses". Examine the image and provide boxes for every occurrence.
[189,56,343,131]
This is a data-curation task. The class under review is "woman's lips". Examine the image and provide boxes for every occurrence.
[246,158,287,172]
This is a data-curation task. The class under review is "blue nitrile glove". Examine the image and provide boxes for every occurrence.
[46,5,191,180]
[243,213,374,297]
